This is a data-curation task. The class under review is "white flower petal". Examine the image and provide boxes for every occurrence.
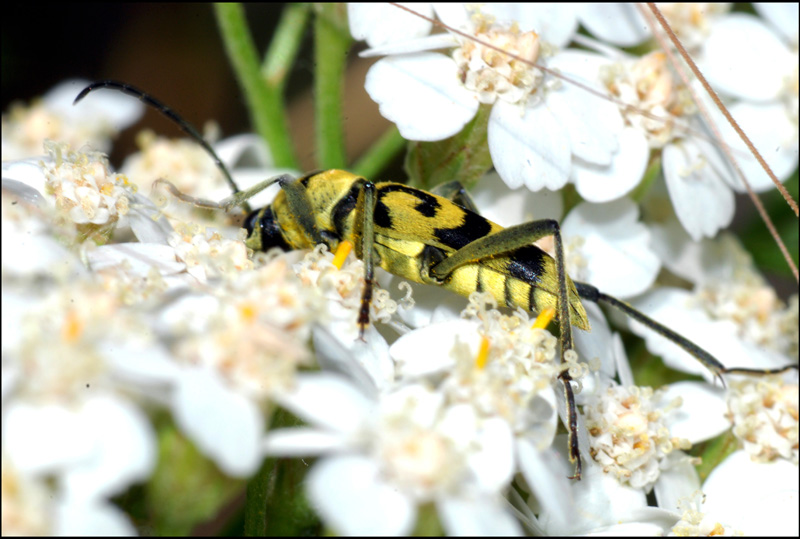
[652,455,700,513]
[307,455,416,535]
[359,33,459,58]
[489,100,571,191]
[53,497,136,536]
[485,3,579,49]
[61,396,156,500]
[262,428,350,456]
[702,14,792,100]
[2,158,49,195]
[349,3,434,48]
[629,288,758,380]
[312,327,381,397]
[390,319,481,378]
[469,417,515,492]
[574,303,617,385]
[516,438,573,533]
[548,51,623,165]
[754,3,799,43]
[273,373,371,434]
[365,53,479,141]
[215,133,272,169]
[662,140,734,240]
[715,101,798,192]
[660,381,728,443]
[472,172,564,225]
[4,402,95,474]
[563,198,659,298]
[572,126,649,202]
[105,342,181,387]
[87,243,184,276]
[123,194,174,244]
[438,495,522,535]
[172,368,263,477]
[52,79,144,128]
[578,4,650,47]
[703,451,799,536]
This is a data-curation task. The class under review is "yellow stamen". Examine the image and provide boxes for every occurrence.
[61,310,83,343]
[532,307,556,329]
[332,240,353,270]
[476,336,491,369]
[239,302,257,324]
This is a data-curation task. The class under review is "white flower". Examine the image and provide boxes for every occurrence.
[1,458,136,535]
[700,10,799,192]
[2,79,143,161]
[631,229,798,379]
[152,254,322,476]
[264,375,519,535]
[669,491,739,536]
[726,374,798,464]
[351,3,625,193]
[579,3,730,50]
[583,384,693,492]
[2,282,159,502]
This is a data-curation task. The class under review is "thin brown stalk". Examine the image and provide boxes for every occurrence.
[645,3,798,281]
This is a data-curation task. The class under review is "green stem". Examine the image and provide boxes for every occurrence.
[215,3,299,170]
[313,5,352,169]
[261,3,310,90]
[352,126,406,179]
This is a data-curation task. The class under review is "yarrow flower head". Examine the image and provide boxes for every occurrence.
[1,79,143,161]
[584,384,693,492]
[600,51,696,149]
[451,10,545,106]
[167,221,253,282]
[351,3,625,192]
[669,491,739,536]
[727,375,799,464]
[40,140,133,244]
[164,254,320,402]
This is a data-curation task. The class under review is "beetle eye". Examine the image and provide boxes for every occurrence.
[244,206,290,252]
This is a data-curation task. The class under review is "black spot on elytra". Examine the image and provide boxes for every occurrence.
[433,210,493,250]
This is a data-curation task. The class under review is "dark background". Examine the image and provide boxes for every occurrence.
[3,3,797,289]
[2,3,389,171]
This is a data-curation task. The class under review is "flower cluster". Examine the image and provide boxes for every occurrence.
[2,2,798,536]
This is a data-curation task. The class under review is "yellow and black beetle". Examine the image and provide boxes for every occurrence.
[75,81,798,480]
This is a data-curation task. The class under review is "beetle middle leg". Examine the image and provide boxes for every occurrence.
[429,218,585,479]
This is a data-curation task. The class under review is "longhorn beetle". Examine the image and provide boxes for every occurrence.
[75,81,799,480]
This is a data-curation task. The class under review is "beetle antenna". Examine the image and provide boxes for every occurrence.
[74,80,243,197]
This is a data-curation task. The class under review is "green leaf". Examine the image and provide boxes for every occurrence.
[404,104,493,191]
[739,171,799,278]
[244,408,320,536]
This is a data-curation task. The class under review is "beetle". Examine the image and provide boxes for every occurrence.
[74,81,798,480]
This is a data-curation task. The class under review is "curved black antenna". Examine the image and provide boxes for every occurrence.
[74,81,243,199]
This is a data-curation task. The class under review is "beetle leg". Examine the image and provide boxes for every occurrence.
[430,218,584,479]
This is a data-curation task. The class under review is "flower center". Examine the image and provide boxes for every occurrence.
[584,385,692,491]
[452,8,545,105]
[727,376,799,464]
[600,52,695,148]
